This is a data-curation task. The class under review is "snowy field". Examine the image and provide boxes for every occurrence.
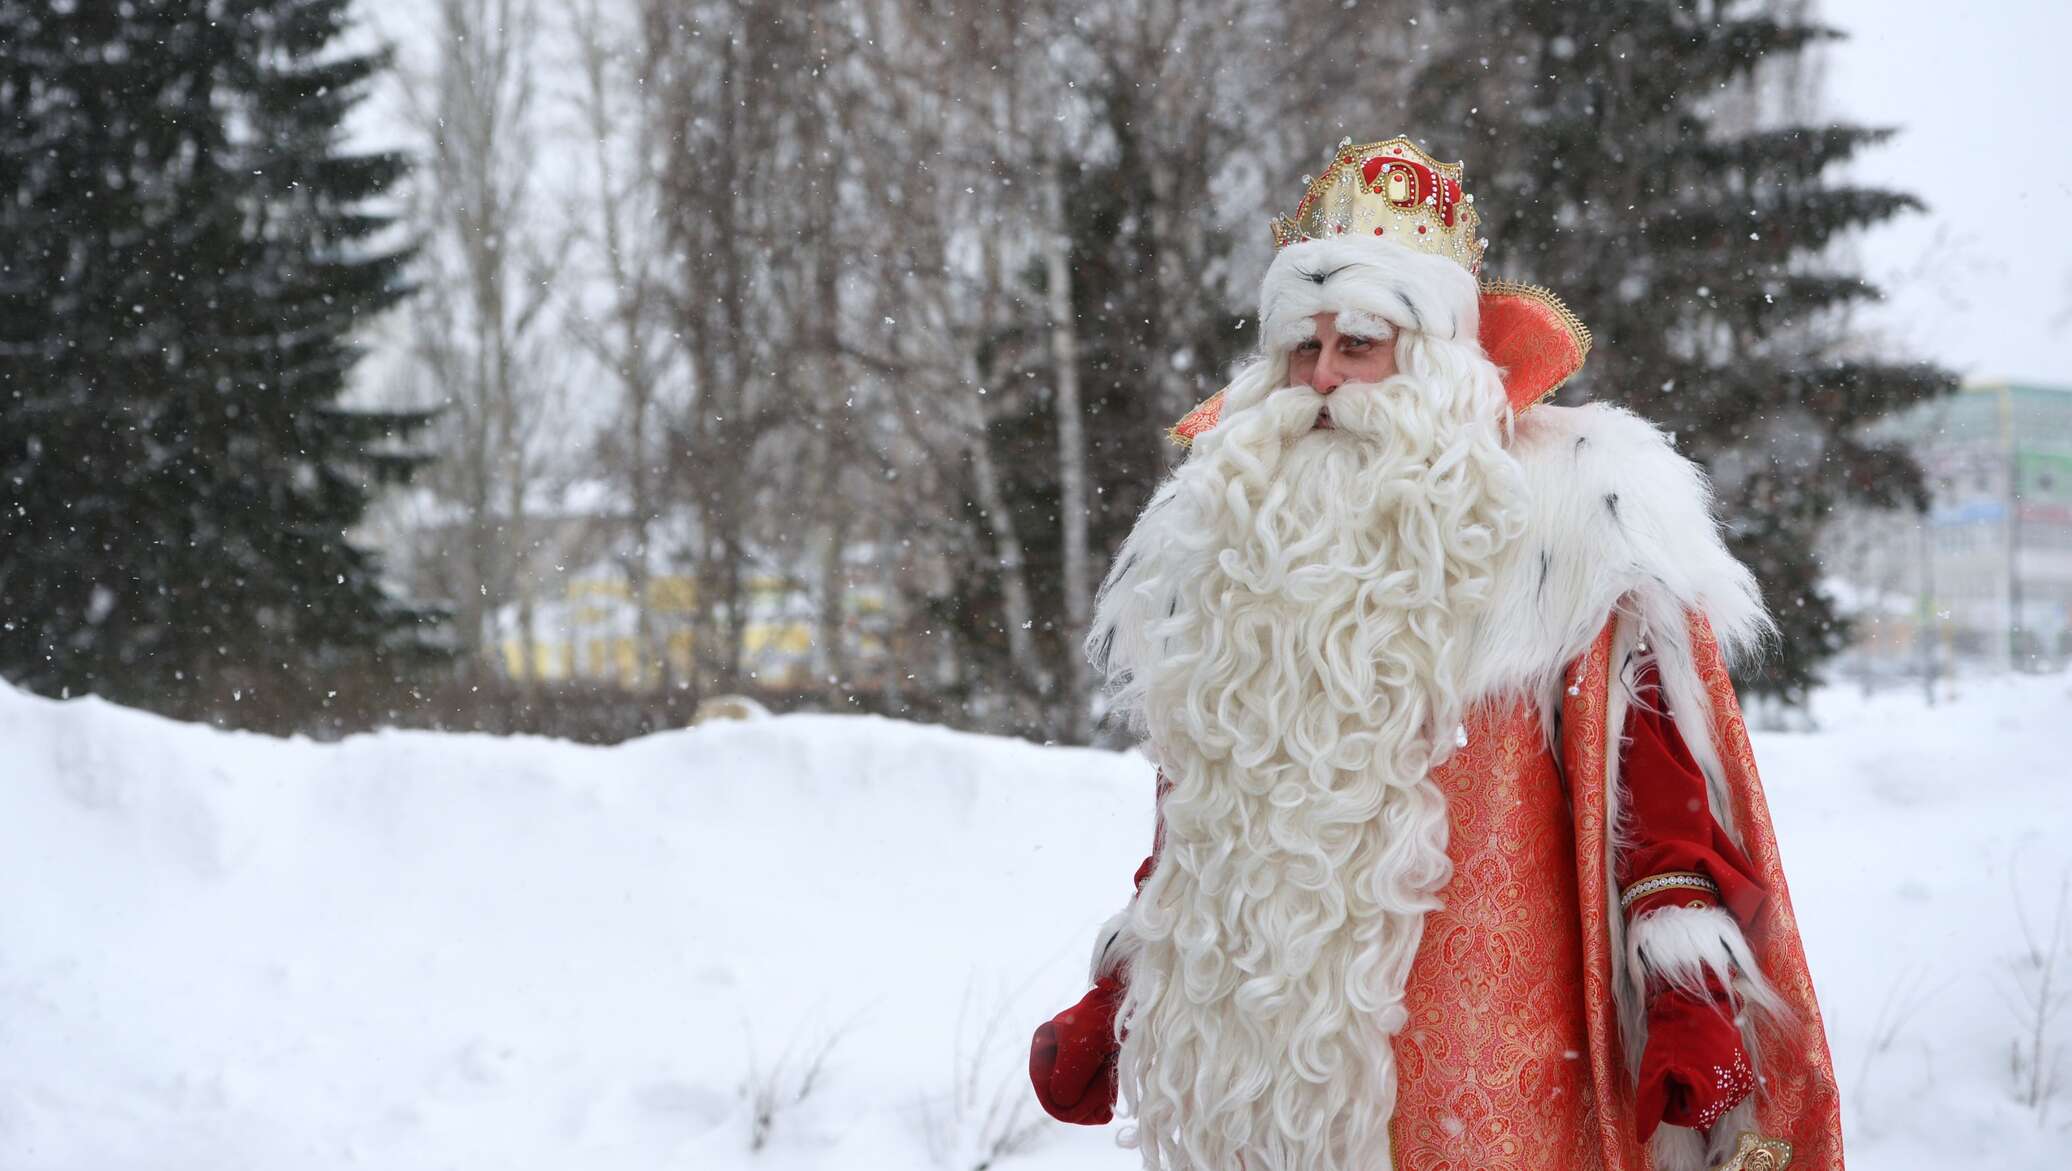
[2,676,2069,1171]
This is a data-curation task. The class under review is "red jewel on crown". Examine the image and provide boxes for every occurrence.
[1267,137,1484,272]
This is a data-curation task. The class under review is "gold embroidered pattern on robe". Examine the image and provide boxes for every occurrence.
[1392,696,1599,1170]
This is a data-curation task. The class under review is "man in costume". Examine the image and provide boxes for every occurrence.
[1028,138,1842,1171]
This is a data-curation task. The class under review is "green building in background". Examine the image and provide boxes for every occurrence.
[1828,381,2072,684]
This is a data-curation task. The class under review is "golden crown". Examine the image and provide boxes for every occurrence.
[1268,137,1487,274]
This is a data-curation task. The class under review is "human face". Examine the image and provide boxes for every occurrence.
[1287,312,1398,401]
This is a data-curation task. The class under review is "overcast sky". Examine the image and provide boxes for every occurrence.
[1820,0,2072,385]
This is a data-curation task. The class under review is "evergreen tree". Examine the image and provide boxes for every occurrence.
[0,0,436,719]
[1408,0,1954,703]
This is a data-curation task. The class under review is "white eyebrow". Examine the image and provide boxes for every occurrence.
[1334,308,1396,340]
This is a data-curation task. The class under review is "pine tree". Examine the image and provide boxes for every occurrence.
[0,0,436,719]
[1407,0,1954,704]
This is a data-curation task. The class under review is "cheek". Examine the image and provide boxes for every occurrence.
[1359,346,1400,381]
[1288,351,1317,383]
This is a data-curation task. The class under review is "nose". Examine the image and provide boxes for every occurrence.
[1304,348,1344,395]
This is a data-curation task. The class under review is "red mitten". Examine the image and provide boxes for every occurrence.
[1636,975,1755,1140]
[1029,975,1124,1124]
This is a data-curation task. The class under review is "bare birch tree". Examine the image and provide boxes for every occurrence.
[561,0,680,689]
[396,0,571,678]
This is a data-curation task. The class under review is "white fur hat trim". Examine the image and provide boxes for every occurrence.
[1259,236,1479,351]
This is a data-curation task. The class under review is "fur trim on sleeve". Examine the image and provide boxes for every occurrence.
[1089,905,1139,984]
[1651,1098,1757,1171]
[1626,904,1788,1024]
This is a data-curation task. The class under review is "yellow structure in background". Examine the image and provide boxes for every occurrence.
[496,571,888,690]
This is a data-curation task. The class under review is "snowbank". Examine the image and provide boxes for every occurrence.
[0,676,2067,1169]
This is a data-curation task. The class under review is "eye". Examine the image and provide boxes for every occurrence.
[1341,335,1374,352]
[1294,338,1321,354]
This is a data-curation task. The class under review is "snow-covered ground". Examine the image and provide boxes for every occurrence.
[1,675,2068,1170]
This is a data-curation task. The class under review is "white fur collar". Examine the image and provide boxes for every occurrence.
[1460,402,1771,724]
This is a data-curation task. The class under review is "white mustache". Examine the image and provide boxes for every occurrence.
[1251,380,1413,440]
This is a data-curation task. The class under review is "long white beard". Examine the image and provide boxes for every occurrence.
[1091,341,1526,1171]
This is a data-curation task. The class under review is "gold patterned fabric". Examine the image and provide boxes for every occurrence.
[1389,614,1843,1169]
[1394,696,1599,1169]
[1475,280,1593,411]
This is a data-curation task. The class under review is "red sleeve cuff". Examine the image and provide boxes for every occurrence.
[1622,841,1767,928]
[1625,882,1720,921]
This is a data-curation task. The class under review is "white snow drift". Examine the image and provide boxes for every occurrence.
[0,675,2068,1170]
